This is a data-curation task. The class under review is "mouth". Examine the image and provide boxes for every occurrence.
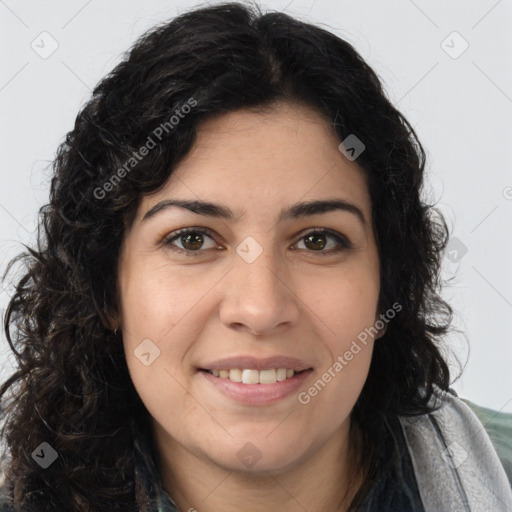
[200,368,310,384]
[198,367,314,405]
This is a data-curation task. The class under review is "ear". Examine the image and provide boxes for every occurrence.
[376,322,388,339]
[103,305,120,332]
[374,312,388,340]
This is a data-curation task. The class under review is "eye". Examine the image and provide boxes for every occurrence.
[294,229,351,255]
[163,228,219,256]
[162,227,351,257]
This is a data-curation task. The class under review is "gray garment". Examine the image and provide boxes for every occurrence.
[399,391,512,512]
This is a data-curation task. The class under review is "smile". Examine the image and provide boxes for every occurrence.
[205,368,301,384]
[199,368,313,405]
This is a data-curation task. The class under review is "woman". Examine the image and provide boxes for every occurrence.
[1,2,510,511]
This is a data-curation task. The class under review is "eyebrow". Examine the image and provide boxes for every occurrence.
[141,198,366,226]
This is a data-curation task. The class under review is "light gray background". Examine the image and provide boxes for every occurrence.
[1,0,511,411]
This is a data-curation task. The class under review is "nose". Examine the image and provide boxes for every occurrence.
[219,248,301,337]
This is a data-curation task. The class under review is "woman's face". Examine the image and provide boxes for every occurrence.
[117,101,382,475]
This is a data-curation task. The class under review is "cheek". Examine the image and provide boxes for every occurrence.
[306,267,380,346]
[119,262,214,341]
[118,267,199,415]
[299,267,378,402]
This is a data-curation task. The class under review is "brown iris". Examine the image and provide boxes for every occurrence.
[181,232,204,250]
[303,233,327,251]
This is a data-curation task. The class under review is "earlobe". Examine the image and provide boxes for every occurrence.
[376,326,387,340]
[104,307,119,332]
[374,315,388,340]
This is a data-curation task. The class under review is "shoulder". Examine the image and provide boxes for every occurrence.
[398,389,512,511]
[462,397,512,485]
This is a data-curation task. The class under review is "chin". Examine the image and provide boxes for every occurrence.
[204,436,307,475]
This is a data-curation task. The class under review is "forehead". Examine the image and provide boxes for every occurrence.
[138,102,371,222]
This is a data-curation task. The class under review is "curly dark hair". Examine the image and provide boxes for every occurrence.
[0,1,453,510]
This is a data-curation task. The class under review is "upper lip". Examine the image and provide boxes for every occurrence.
[199,356,313,372]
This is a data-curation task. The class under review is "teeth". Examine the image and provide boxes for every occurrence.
[229,369,242,382]
[242,369,260,384]
[208,368,299,384]
[276,368,287,381]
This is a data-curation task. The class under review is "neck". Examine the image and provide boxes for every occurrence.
[153,417,365,512]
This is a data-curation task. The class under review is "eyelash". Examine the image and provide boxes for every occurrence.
[162,227,352,257]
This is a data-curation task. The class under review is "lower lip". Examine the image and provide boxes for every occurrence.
[199,369,313,405]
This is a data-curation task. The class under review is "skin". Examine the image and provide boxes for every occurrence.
[116,101,383,512]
